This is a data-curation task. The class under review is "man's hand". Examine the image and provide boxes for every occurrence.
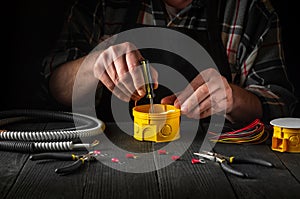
[93,42,158,102]
[161,68,233,119]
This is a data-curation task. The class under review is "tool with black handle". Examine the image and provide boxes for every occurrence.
[194,151,274,178]
[30,151,99,175]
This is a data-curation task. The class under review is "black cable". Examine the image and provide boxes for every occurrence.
[0,141,34,153]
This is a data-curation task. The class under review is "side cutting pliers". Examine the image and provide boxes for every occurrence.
[194,151,274,178]
[30,150,101,175]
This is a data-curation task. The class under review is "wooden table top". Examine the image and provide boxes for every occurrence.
[1,120,300,199]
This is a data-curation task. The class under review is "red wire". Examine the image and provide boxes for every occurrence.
[210,119,265,142]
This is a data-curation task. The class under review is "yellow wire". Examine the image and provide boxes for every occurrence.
[210,127,268,144]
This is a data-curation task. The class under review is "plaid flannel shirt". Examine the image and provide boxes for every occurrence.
[42,0,297,122]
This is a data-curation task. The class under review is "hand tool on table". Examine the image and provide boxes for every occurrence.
[194,151,274,178]
[30,150,101,175]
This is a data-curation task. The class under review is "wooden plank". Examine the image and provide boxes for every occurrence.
[153,121,237,198]
[4,120,300,198]
[83,161,160,199]
[81,123,161,199]
[275,152,300,182]
[5,152,88,199]
[214,143,300,198]
[0,151,29,198]
[0,122,47,198]
[1,121,159,199]
[1,121,88,198]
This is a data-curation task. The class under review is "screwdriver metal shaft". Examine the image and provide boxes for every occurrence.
[141,60,155,113]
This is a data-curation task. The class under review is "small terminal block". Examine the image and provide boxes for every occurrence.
[270,118,300,153]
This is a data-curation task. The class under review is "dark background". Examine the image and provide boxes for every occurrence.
[1,0,72,110]
[1,0,299,116]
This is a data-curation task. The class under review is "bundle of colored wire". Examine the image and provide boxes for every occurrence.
[209,119,269,144]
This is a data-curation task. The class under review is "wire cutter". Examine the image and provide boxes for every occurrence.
[193,151,274,178]
[29,150,101,175]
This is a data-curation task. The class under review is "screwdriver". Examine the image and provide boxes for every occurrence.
[141,60,155,113]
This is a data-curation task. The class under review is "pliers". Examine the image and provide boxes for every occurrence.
[194,151,274,178]
[29,150,101,175]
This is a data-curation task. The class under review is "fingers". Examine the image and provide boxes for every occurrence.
[125,51,145,97]
[186,92,227,119]
[99,71,131,101]
[114,54,141,100]
[176,68,230,119]
[95,53,135,101]
[161,94,178,105]
[93,42,159,102]
[173,71,208,108]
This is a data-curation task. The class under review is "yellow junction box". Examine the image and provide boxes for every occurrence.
[132,104,181,142]
[271,118,300,153]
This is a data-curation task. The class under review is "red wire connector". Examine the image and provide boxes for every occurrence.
[126,153,138,159]
[171,155,180,161]
[191,158,205,164]
[111,158,120,163]
[158,150,168,155]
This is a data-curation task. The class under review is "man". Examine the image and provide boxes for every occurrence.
[42,0,297,123]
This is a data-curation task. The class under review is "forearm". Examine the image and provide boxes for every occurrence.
[226,84,263,123]
[49,57,84,106]
[49,53,99,106]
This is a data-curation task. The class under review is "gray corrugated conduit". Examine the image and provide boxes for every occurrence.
[0,109,105,152]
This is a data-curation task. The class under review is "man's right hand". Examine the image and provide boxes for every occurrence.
[93,42,158,102]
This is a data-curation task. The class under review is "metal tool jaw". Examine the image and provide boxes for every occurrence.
[193,151,224,163]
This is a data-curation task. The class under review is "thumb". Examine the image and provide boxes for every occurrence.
[161,94,177,105]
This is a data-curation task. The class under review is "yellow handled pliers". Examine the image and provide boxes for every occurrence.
[30,150,101,175]
[194,151,274,178]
